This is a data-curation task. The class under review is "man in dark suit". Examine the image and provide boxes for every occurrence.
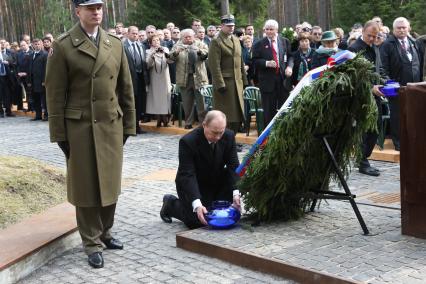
[252,19,293,125]
[124,26,149,134]
[160,110,241,229]
[380,17,424,151]
[348,21,384,176]
[29,38,48,121]
[16,40,33,111]
[0,38,16,117]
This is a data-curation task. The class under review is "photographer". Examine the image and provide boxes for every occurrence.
[169,29,209,129]
[146,33,172,127]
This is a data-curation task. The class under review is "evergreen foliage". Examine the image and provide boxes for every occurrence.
[332,0,426,34]
[239,56,379,222]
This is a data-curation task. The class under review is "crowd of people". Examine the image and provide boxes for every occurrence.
[1,12,425,162]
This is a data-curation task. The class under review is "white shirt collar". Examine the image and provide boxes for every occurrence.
[87,29,98,40]
[128,39,138,45]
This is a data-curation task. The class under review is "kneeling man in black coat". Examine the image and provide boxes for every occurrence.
[160,110,241,229]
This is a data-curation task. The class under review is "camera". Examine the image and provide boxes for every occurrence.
[156,47,164,53]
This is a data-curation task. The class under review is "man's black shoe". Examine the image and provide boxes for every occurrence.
[359,166,380,176]
[160,194,177,223]
[184,125,193,129]
[42,117,48,121]
[88,252,104,268]
[103,238,123,250]
[6,113,16,117]
[31,117,42,121]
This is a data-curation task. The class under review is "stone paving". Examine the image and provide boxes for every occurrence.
[1,116,423,284]
[0,116,289,283]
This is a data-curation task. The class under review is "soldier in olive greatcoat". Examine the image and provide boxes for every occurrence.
[208,14,248,135]
[45,0,135,268]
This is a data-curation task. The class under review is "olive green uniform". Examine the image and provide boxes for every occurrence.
[208,31,248,132]
[46,23,135,254]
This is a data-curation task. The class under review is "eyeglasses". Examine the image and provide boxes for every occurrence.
[313,33,322,36]
[173,31,180,34]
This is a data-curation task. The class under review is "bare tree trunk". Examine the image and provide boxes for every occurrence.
[283,0,300,28]
[221,0,229,16]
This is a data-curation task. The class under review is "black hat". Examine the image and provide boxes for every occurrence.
[221,14,235,26]
[74,0,104,6]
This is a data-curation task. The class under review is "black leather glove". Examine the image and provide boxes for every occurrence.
[57,141,70,159]
[123,135,129,145]
[218,87,226,95]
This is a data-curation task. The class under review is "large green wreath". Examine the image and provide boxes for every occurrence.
[239,55,379,221]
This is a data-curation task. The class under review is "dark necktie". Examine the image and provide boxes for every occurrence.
[132,43,142,69]
[210,142,216,152]
[33,52,38,60]
[0,61,5,76]
[401,40,412,61]
[90,35,97,47]
[271,39,279,74]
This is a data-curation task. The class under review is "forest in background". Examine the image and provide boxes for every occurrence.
[0,0,425,42]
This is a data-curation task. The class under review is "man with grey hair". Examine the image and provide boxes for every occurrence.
[252,19,293,125]
[380,17,424,151]
[160,110,241,229]
[206,25,217,46]
[169,28,209,129]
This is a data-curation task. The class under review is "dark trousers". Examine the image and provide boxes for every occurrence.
[0,76,12,114]
[360,97,382,167]
[261,73,287,125]
[134,72,146,128]
[41,91,48,118]
[388,96,400,150]
[32,91,42,118]
[76,203,116,255]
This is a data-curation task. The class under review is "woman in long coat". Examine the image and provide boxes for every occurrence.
[146,34,172,127]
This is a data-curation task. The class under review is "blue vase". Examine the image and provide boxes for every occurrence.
[205,200,241,229]
[380,80,400,97]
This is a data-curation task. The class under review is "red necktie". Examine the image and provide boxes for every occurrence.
[271,39,279,74]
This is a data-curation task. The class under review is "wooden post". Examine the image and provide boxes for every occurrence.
[400,82,426,239]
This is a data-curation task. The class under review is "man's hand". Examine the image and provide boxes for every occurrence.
[57,141,70,159]
[218,87,226,95]
[232,195,241,211]
[196,206,208,225]
[372,85,385,97]
[123,135,129,145]
[285,66,293,77]
[17,72,27,77]
[266,60,277,68]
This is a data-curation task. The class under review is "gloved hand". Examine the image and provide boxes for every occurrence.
[123,135,129,145]
[57,141,70,159]
[218,87,226,95]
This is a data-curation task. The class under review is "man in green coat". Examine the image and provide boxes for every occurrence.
[208,14,248,135]
[45,0,135,268]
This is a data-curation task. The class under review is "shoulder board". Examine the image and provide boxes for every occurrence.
[56,32,69,41]
[107,33,121,41]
